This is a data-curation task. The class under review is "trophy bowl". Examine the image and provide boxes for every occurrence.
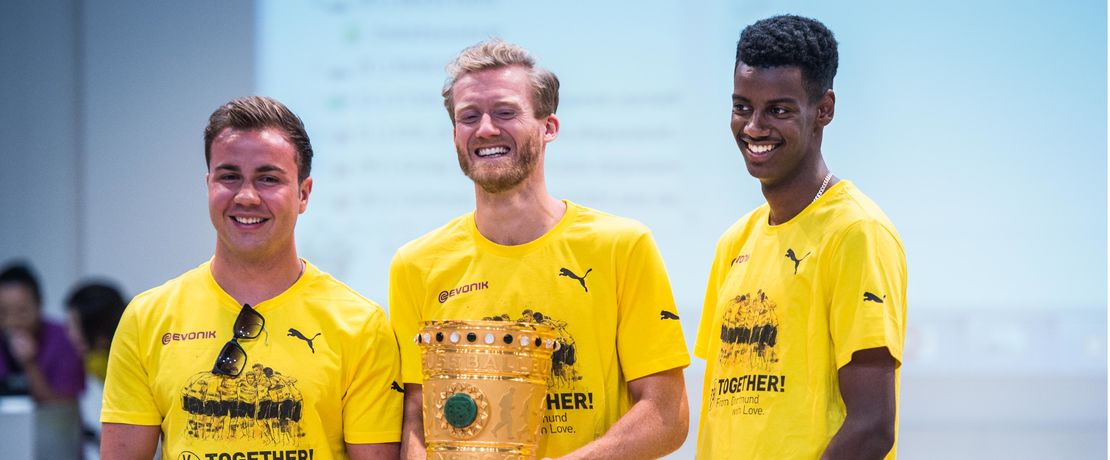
[417,320,558,460]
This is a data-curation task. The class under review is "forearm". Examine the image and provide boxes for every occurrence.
[560,399,687,459]
[401,384,427,460]
[821,347,897,460]
[101,423,160,459]
[555,369,688,460]
[820,415,895,460]
[347,442,400,460]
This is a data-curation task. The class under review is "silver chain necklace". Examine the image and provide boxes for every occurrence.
[812,172,833,203]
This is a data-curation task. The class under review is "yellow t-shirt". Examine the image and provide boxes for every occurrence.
[390,201,690,458]
[694,181,907,459]
[102,260,403,460]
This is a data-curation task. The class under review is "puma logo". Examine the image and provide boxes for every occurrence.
[559,267,592,292]
[288,328,321,353]
[863,292,885,303]
[390,381,405,393]
[785,249,810,275]
[660,310,680,320]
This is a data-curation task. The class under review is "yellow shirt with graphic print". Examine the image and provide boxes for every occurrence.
[694,180,907,459]
[102,261,403,460]
[390,201,690,458]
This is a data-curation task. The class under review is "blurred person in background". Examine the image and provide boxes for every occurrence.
[0,261,86,459]
[65,281,128,459]
[0,262,86,401]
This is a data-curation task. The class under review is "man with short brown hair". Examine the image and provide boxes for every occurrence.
[101,96,403,460]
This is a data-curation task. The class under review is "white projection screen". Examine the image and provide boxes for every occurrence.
[257,2,1106,458]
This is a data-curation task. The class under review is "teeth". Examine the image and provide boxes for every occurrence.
[234,217,264,225]
[476,146,509,157]
[748,143,775,154]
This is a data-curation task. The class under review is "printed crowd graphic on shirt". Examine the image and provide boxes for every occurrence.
[482,309,590,436]
[712,289,787,417]
[181,363,305,445]
[718,290,779,370]
[482,309,582,390]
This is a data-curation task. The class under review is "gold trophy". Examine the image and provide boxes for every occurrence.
[417,320,558,459]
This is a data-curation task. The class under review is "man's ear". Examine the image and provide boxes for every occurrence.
[817,89,835,127]
[299,176,313,214]
[543,114,560,143]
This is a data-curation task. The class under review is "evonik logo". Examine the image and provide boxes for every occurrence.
[161,330,217,345]
[438,281,490,303]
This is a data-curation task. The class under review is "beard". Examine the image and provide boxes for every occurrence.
[456,132,541,194]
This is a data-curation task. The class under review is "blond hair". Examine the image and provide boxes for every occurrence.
[442,38,559,124]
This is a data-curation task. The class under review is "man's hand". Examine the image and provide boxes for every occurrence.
[4,329,37,365]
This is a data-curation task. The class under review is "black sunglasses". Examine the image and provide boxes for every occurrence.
[211,304,265,377]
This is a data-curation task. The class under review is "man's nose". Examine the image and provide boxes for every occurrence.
[234,182,261,205]
[743,112,770,138]
[475,113,499,138]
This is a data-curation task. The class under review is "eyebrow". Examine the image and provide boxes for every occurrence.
[732,94,800,105]
[213,164,287,174]
[456,99,524,112]
[255,164,286,174]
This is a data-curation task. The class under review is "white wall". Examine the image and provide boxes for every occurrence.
[80,1,254,296]
[0,0,80,316]
[1,0,254,310]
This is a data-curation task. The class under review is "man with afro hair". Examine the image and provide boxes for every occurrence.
[693,15,907,459]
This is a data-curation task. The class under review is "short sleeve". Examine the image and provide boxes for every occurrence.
[343,308,404,444]
[615,232,690,381]
[826,220,908,369]
[694,237,732,360]
[388,252,425,385]
[101,302,162,426]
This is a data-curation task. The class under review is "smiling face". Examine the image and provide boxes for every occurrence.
[451,65,558,194]
[731,63,834,189]
[207,127,312,264]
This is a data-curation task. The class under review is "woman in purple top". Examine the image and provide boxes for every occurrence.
[0,262,85,401]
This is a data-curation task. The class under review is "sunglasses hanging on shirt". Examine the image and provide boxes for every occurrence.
[211,303,265,377]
